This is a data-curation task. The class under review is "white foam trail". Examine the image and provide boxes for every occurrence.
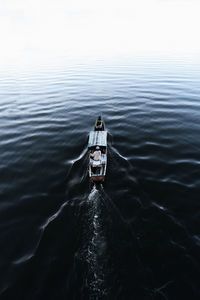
[86,185,107,298]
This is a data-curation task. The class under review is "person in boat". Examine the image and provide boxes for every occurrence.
[90,146,101,161]
[95,121,102,130]
[95,116,103,130]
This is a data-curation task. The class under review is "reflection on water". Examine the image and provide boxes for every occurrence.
[0,56,200,299]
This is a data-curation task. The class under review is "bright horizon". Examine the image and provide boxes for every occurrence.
[1,0,200,65]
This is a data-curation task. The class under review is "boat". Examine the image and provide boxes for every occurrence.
[88,116,107,183]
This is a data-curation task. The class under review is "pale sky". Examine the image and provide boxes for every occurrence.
[1,0,200,65]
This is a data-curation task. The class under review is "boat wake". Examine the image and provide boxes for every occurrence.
[83,185,108,299]
[68,140,148,298]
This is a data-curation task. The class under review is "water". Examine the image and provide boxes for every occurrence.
[0,55,200,299]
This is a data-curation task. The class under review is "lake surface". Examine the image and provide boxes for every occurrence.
[0,55,200,299]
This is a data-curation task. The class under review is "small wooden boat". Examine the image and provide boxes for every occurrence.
[88,116,107,183]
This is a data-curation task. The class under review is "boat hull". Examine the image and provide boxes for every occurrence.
[88,116,107,184]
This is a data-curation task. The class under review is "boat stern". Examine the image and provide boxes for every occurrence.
[91,176,105,183]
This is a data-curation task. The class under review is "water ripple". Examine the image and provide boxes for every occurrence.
[1,57,200,299]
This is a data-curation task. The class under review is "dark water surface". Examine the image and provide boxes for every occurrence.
[0,56,200,299]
